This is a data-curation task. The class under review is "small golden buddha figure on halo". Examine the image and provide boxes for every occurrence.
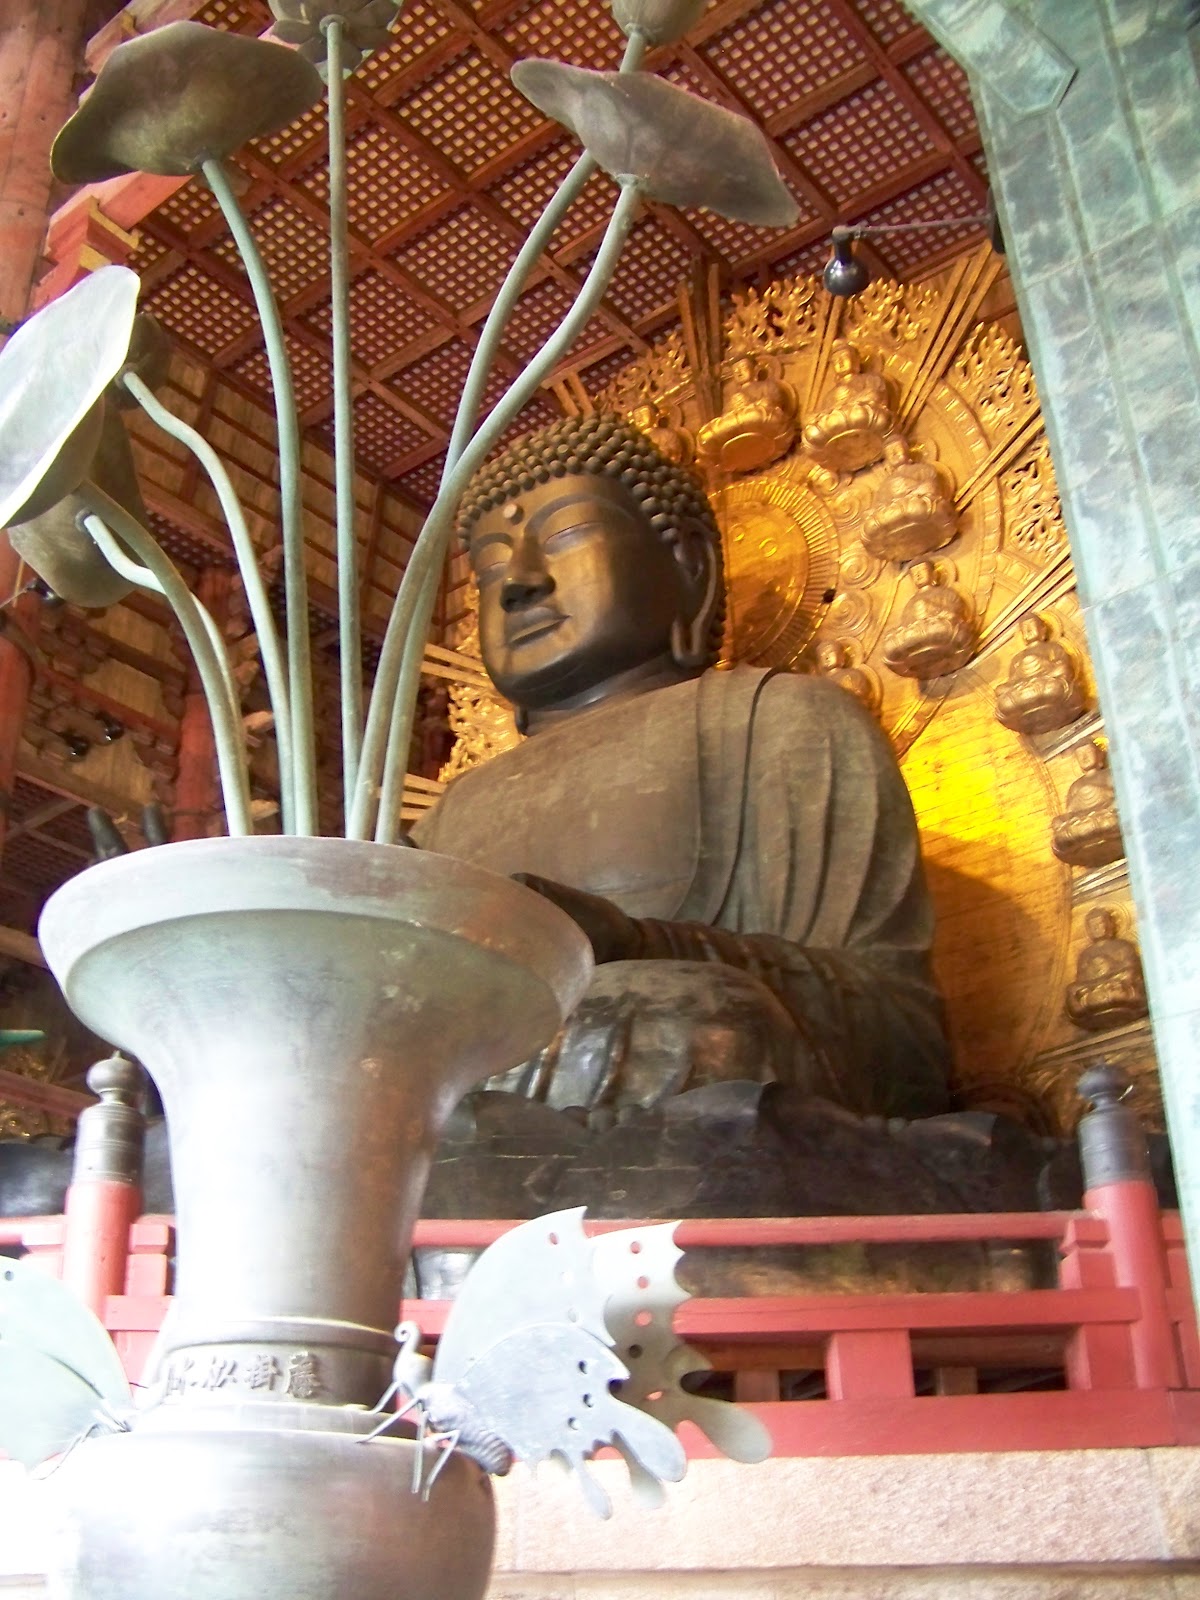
[629,401,694,467]
[860,438,957,562]
[993,613,1086,735]
[811,636,881,716]
[696,354,797,474]
[881,560,976,680]
[1051,740,1125,869]
[1065,906,1148,1032]
[802,338,895,474]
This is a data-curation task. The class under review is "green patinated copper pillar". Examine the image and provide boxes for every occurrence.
[902,0,1200,1292]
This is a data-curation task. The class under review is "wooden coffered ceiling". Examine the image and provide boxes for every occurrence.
[113,0,989,508]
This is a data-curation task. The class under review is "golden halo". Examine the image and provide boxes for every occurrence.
[714,474,839,668]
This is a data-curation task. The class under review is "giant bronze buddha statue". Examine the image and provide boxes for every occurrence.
[413,414,950,1121]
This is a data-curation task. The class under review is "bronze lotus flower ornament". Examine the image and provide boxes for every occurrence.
[0,267,139,530]
[268,0,403,74]
[610,0,709,45]
[510,61,798,228]
[0,267,147,607]
[51,22,323,184]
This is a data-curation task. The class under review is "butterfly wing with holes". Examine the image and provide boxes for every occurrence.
[0,1257,132,1468]
[591,1221,771,1505]
[431,1209,685,1516]
[450,1321,684,1518]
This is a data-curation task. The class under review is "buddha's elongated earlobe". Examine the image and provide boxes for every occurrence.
[669,529,720,670]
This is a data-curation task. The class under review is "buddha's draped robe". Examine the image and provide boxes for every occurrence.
[413,665,950,1117]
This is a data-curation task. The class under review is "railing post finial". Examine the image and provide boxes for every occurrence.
[1077,1059,1150,1191]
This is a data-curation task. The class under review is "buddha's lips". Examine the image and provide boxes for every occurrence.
[505,609,566,645]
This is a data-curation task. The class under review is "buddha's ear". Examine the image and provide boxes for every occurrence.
[669,524,720,670]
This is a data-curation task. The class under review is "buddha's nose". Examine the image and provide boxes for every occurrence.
[499,543,554,612]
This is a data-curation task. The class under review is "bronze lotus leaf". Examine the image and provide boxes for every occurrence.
[510,61,798,228]
[610,0,709,45]
[9,397,141,609]
[51,22,323,184]
[269,0,402,74]
[0,266,140,531]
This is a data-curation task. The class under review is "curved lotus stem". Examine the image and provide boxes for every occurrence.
[84,514,244,743]
[323,15,364,822]
[357,179,644,845]
[202,158,317,838]
[79,490,254,838]
[120,371,296,835]
[439,18,645,470]
[346,28,650,843]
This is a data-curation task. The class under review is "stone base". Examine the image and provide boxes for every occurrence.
[486,1450,1200,1598]
[489,1571,1200,1599]
[6,1449,1200,1597]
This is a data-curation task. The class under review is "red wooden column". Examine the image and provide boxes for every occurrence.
[0,0,91,329]
[0,0,91,850]
[172,566,233,840]
[0,548,37,852]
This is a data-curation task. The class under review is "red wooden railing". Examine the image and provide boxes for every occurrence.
[5,1181,1199,1457]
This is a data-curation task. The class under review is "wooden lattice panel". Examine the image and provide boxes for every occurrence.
[304,271,440,371]
[394,205,516,314]
[707,0,870,119]
[866,169,984,273]
[354,396,434,475]
[359,0,462,97]
[142,262,260,364]
[395,451,449,506]
[786,82,939,209]
[504,0,627,65]
[300,124,450,247]
[391,338,483,422]
[250,99,330,172]
[856,0,919,46]
[904,47,977,143]
[212,194,330,303]
[402,49,544,177]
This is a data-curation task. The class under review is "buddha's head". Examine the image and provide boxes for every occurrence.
[1020,613,1050,645]
[813,638,845,672]
[829,339,861,381]
[909,559,936,590]
[456,412,724,722]
[1085,906,1117,942]
[1077,740,1106,773]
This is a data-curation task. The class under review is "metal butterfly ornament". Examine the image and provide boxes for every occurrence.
[0,1258,134,1472]
[363,1208,771,1517]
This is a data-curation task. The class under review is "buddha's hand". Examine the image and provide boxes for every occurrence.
[511,872,641,964]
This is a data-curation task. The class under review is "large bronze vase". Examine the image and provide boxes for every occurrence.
[36,837,592,1600]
